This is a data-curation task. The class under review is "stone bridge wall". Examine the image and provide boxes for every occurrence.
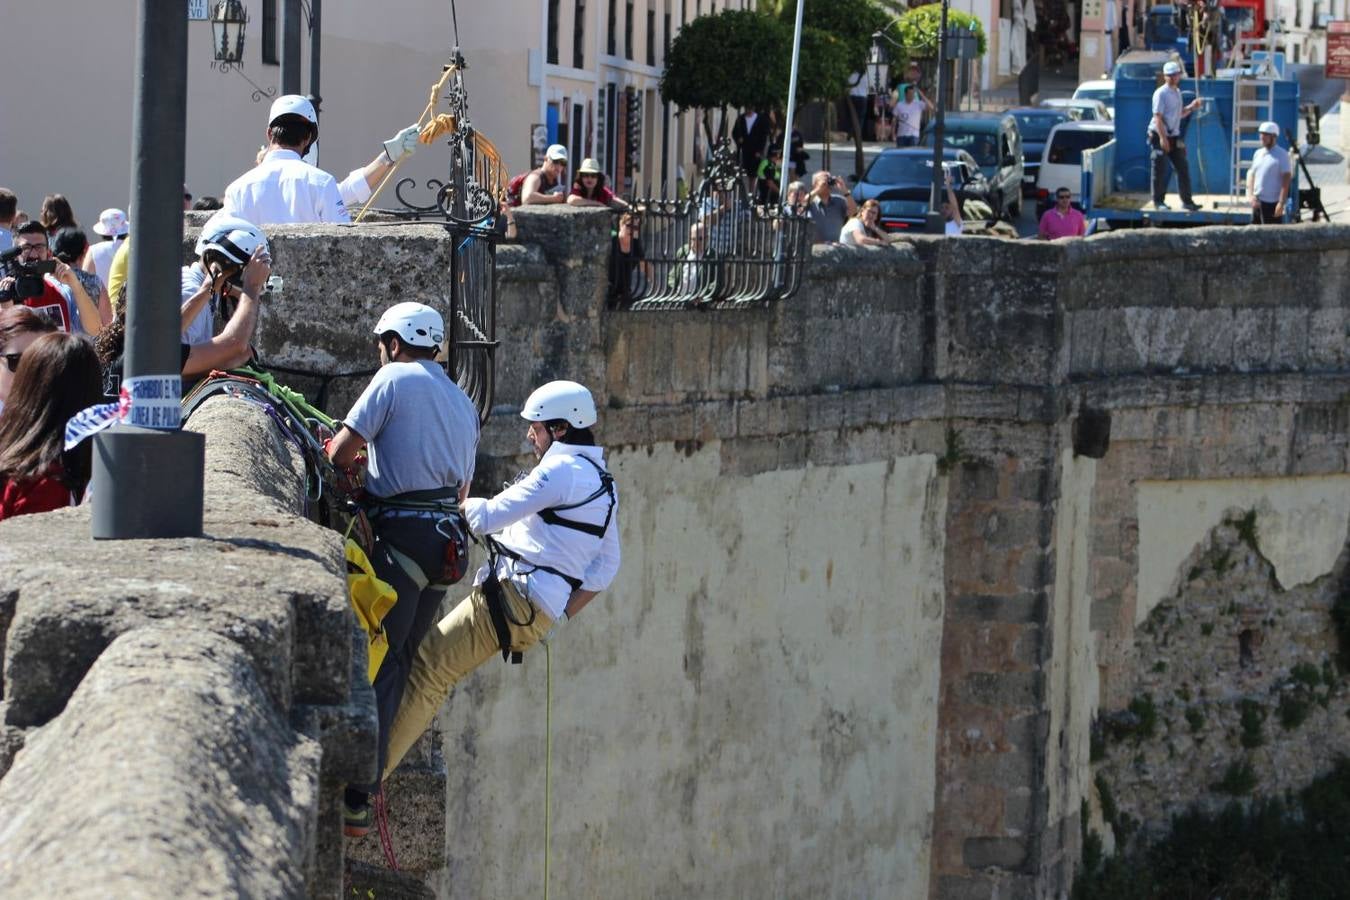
[0,400,374,898]
[0,213,1342,898]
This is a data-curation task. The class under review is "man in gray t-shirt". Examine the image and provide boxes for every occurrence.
[1147,61,1203,211]
[327,300,480,837]
[807,170,857,243]
[1246,121,1292,224]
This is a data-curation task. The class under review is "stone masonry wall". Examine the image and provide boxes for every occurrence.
[182,213,1350,898]
[0,400,375,898]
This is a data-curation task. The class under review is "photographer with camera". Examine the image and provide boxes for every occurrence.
[180,212,270,347]
[806,170,857,245]
[0,222,103,335]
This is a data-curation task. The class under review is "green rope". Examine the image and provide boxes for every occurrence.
[543,639,552,900]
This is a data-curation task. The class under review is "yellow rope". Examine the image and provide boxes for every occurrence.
[354,64,460,222]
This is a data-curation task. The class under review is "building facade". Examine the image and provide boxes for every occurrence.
[4,0,752,231]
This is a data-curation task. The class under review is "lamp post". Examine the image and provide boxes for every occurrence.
[209,0,248,63]
[92,0,205,539]
[871,6,953,235]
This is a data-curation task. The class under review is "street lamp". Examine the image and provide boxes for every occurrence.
[210,0,249,64]
[867,35,890,96]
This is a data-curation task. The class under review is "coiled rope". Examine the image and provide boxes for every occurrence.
[355,64,461,222]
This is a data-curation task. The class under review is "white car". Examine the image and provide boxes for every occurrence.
[1035,121,1115,215]
[1040,97,1113,122]
[1073,79,1115,118]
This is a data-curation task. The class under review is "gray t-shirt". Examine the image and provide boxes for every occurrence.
[1249,144,1292,202]
[808,194,849,243]
[344,359,480,499]
[180,263,214,346]
[1149,84,1183,137]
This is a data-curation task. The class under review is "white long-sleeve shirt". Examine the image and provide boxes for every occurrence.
[461,442,620,621]
[223,149,350,225]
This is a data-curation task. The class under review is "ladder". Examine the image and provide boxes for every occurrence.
[1228,40,1278,206]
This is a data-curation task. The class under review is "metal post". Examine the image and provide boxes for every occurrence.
[777,0,806,204]
[308,0,322,110]
[927,0,951,234]
[91,0,204,539]
[281,0,302,94]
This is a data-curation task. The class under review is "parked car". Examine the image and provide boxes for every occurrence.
[1112,49,1186,82]
[1040,97,1113,121]
[922,111,1024,219]
[1073,79,1116,118]
[852,148,995,230]
[1009,107,1081,196]
[1034,121,1115,215]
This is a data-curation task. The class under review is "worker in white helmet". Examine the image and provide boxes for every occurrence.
[380,379,621,782]
[1247,121,1292,225]
[223,94,421,224]
[327,301,480,838]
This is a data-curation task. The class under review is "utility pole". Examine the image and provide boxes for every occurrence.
[91,0,204,539]
[281,0,303,94]
[927,0,951,234]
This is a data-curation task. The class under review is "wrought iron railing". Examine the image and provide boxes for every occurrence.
[611,141,811,311]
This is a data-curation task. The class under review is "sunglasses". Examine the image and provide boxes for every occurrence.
[3,352,22,374]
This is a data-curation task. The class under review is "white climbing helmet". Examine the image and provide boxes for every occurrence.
[520,380,597,428]
[269,94,318,127]
[195,212,267,264]
[372,301,444,349]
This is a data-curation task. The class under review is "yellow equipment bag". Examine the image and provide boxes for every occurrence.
[345,537,398,683]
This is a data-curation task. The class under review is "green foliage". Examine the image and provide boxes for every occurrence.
[660,11,790,113]
[1185,706,1206,732]
[1212,548,1233,576]
[1332,583,1350,671]
[1215,760,1259,795]
[1239,699,1266,748]
[1278,692,1312,731]
[936,427,965,475]
[1128,694,1158,739]
[660,7,859,115]
[1151,660,1167,674]
[769,0,890,69]
[1291,662,1322,688]
[1233,509,1260,550]
[896,4,987,60]
[1201,621,1216,636]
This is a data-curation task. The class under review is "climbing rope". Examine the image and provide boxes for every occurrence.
[420,114,458,144]
[543,638,552,900]
[374,789,400,871]
[355,63,462,222]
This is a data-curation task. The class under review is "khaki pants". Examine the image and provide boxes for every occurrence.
[384,577,553,779]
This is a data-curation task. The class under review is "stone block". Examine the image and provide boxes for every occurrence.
[959,671,1043,708]
[0,628,323,898]
[949,593,1045,624]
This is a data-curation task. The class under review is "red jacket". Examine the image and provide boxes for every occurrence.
[0,467,74,521]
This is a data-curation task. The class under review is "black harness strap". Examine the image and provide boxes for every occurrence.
[536,454,616,538]
[481,566,534,664]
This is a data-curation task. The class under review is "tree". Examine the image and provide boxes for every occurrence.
[897,4,988,59]
[660,10,792,143]
[769,0,890,178]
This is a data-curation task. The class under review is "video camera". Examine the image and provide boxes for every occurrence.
[0,247,56,302]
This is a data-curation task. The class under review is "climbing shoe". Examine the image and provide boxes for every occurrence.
[343,800,371,838]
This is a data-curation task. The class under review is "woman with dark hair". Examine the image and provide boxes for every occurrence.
[0,307,57,411]
[51,228,113,328]
[39,194,78,237]
[607,210,651,307]
[0,331,104,519]
[566,158,630,210]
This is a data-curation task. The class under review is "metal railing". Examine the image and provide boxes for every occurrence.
[611,141,811,311]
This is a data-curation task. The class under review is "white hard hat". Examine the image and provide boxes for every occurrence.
[520,380,597,428]
[1162,61,1183,75]
[195,212,267,264]
[373,301,445,349]
[546,143,569,162]
[269,94,318,126]
[92,208,129,237]
[1258,121,1279,135]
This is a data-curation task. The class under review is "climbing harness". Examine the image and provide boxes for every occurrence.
[537,454,617,538]
[480,452,617,663]
[363,487,469,586]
